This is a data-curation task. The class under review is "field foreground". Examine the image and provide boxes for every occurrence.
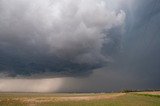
[0,92,160,106]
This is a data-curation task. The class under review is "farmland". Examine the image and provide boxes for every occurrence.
[0,92,160,106]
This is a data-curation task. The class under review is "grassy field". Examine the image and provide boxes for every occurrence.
[0,92,160,106]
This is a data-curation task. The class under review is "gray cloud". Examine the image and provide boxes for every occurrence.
[0,0,160,92]
[0,0,125,77]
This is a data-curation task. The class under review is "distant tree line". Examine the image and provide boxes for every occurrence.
[121,89,160,93]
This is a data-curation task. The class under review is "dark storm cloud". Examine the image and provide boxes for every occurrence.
[122,0,160,73]
[59,0,160,92]
[0,0,125,77]
[112,0,160,89]
[0,0,160,92]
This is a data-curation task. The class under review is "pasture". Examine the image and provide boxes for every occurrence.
[0,92,160,106]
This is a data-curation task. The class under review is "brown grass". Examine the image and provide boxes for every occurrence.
[137,91,160,95]
[2,93,125,104]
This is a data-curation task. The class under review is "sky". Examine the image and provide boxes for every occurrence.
[0,0,160,92]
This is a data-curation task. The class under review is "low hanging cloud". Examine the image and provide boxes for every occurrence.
[0,0,125,77]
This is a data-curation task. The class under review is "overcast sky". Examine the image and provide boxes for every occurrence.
[0,0,160,92]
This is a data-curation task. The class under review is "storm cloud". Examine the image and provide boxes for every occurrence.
[0,0,160,92]
[0,0,125,77]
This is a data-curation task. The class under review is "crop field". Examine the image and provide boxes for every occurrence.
[0,92,160,106]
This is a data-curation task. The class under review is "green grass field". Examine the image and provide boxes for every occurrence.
[0,92,160,106]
